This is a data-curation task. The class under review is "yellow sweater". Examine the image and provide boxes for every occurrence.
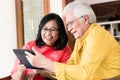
[54,23,120,80]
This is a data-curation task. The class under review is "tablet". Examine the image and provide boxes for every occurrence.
[13,49,44,70]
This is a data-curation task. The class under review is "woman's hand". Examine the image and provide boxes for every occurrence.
[18,63,26,72]
[12,64,26,80]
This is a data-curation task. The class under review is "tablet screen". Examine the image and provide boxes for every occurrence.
[13,49,44,70]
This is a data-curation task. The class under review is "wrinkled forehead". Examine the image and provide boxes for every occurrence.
[65,11,77,23]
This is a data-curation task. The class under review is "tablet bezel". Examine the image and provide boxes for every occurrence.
[13,49,44,70]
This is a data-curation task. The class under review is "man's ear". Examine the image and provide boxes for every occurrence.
[83,15,89,24]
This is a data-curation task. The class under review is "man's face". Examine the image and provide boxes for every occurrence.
[65,11,87,39]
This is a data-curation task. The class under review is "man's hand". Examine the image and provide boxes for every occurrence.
[25,47,55,73]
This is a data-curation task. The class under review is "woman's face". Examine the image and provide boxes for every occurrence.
[41,20,59,46]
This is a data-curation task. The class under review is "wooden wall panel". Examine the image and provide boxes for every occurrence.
[91,1,120,21]
[15,0,24,48]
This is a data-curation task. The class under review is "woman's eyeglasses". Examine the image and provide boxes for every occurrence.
[42,27,58,33]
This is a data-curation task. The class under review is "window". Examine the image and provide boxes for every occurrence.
[15,0,50,48]
[23,0,44,44]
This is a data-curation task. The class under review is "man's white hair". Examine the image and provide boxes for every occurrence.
[63,0,96,23]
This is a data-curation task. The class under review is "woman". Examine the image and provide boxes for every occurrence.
[11,13,72,80]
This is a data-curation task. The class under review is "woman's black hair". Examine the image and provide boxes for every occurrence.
[36,13,68,50]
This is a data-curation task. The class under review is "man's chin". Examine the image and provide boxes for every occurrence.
[74,35,81,39]
[74,36,78,39]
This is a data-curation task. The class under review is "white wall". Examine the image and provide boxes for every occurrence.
[0,0,17,78]
[50,0,62,17]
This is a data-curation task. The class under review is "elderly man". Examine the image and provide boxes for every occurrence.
[26,1,120,80]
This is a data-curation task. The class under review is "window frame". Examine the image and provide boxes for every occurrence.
[15,0,50,48]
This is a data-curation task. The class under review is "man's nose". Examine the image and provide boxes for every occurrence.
[67,26,73,32]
